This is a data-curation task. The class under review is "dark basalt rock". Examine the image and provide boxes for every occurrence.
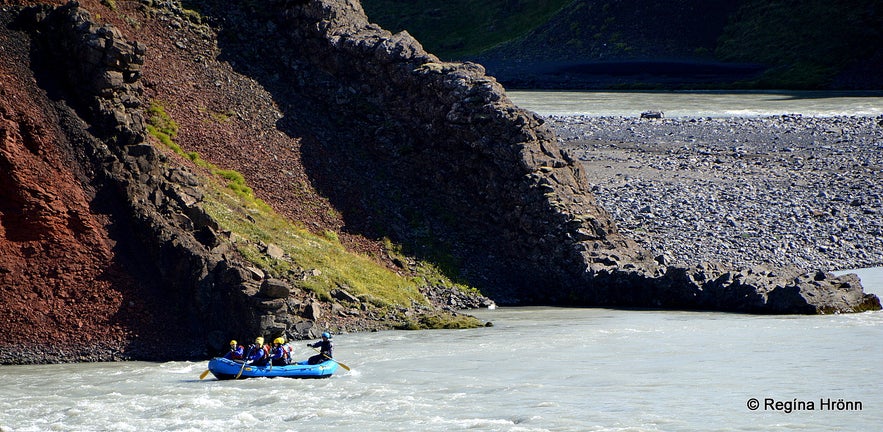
[257,0,878,314]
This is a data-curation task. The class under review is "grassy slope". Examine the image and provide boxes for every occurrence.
[145,100,424,308]
[716,0,883,87]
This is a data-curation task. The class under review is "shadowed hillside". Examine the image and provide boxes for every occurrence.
[364,0,883,89]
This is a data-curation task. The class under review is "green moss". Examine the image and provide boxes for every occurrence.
[146,101,178,137]
[396,312,484,330]
[146,100,261,202]
[199,107,235,124]
[202,183,427,307]
[322,230,339,242]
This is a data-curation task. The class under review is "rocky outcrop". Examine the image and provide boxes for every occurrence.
[220,0,876,313]
[1,2,353,363]
[2,1,499,364]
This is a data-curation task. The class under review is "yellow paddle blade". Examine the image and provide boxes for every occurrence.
[311,347,351,371]
[199,369,210,380]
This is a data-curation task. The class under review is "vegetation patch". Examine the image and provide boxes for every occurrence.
[202,185,427,308]
[146,100,256,201]
[199,106,235,123]
[383,237,479,298]
[395,312,484,330]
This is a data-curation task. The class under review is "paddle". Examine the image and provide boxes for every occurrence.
[235,347,253,379]
[310,347,351,371]
[199,369,210,380]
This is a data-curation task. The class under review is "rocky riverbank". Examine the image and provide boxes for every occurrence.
[3,1,879,365]
[549,114,883,271]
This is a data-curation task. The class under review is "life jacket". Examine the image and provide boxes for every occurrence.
[246,344,270,361]
[282,343,293,360]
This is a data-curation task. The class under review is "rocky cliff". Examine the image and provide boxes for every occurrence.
[208,0,878,312]
[1,2,301,363]
[1,0,879,364]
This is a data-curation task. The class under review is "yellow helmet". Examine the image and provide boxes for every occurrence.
[274,337,285,345]
[255,336,264,345]
[229,340,237,346]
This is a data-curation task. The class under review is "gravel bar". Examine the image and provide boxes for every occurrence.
[549,114,883,271]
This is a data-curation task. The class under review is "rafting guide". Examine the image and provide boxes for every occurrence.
[306,332,333,365]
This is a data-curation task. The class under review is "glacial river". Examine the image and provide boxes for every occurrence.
[1,267,880,432]
[507,90,883,118]
[2,92,882,432]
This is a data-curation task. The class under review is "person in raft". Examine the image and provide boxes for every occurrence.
[270,337,292,366]
[246,336,270,366]
[222,339,244,360]
[306,332,333,364]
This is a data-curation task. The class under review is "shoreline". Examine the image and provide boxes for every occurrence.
[549,114,883,271]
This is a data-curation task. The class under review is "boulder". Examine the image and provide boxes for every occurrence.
[260,278,291,299]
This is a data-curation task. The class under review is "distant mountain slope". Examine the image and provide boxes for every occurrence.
[715,0,883,89]
[364,0,883,89]
[361,0,571,57]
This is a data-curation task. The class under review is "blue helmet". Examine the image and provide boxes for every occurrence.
[322,332,331,339]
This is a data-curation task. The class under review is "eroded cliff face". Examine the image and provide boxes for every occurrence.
[1,2,401,364]
[189,0,650,301]
[0,0,879,364]
[200,0,878,313]
[0,5,164,362]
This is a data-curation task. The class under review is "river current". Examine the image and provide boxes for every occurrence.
[507,90,883,118]
[2,92,882,432]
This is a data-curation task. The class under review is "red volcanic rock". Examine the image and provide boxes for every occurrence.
[0,49,131,362]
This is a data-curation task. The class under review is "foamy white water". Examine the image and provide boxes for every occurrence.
[507,90,883,118]
[2,268,881,432]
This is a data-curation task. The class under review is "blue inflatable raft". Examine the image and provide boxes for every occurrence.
[207,357,339,380]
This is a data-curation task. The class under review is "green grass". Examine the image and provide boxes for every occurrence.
[202,186,428,307]
[715,0,882,88]
[146,101,257,201]
[361,0,571,58]
[396,312,483,330]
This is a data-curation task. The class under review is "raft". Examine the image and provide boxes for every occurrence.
[207,357,339,380]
